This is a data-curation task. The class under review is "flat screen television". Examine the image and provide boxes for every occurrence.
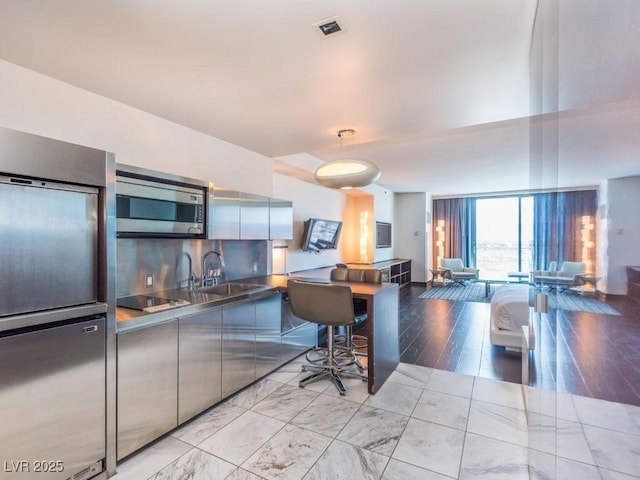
[301,218,343,252]
[376,221,392,248]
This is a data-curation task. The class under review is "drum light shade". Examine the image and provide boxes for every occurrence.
[314,159,381,189]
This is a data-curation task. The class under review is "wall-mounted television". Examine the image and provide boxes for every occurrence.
[301,218,343,252]
[376,221,392,248]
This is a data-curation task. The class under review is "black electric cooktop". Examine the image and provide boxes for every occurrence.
[116,295,174,311]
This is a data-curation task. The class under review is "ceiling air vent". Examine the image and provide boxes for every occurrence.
[313,16,346,39]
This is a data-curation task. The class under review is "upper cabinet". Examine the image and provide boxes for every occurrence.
[209,188,241,239]
[269,197,293,240]
[209,188,292,240]
[240,193,269,239]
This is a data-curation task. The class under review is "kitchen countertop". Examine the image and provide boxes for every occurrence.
[117,271,400,394]
[116,282,277,332]
[117,271,397,333]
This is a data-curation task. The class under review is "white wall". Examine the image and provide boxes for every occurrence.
[0,60,272,195]
[395,193,431,283]
[368,184,395,263]
[272,172,347,273]
[270,175,397,273]
[604,175,640,295]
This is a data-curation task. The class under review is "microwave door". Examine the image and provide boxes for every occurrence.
[116,196,203,234]
[0,179,98,317]
[116,179,203,236]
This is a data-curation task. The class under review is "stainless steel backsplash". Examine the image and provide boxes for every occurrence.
[116,238,268,297]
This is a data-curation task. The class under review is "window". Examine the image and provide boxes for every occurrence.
[474,196,533,281]
[433,191,596,281]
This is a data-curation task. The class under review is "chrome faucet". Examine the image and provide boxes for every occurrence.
[201,250,225,287]
[180,252,197,290]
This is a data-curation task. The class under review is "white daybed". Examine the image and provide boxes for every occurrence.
[490,284,535,351]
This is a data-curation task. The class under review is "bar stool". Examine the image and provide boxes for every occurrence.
[329,267,381,370]
[287,279,367,395]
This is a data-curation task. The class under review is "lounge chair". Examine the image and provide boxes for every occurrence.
[532,261,586,292]
[441,258,480,285]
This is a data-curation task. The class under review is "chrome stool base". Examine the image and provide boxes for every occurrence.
[299,326,367,396]
[299,363,367,395]
[335,324,368,373]
[305,346,358,369]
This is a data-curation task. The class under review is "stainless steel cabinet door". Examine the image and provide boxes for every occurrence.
[221,301,255,397]
[117,321,178,460]
[255,294,282,379]
[240,193,269,239]
[178,308,223,424]
[281,322,318,364]
[0,318,105,480]
[0,180,98,316]
[210,188,240,239]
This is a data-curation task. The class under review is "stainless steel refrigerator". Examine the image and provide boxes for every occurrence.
[0,128,113,480]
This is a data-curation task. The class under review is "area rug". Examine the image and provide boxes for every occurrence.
[419,283,619,315]
[547,292,619,315]
[419,283,491,303]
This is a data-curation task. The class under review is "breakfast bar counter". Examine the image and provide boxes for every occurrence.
[245,273,400,394]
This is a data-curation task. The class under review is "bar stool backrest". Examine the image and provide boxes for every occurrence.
[330,268,381,284]
[287,279,356,327]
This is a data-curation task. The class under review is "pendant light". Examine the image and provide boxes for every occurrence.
[314,129,380,189]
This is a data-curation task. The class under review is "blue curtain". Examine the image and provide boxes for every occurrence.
[533,190,597,270]
[432,197,475,267]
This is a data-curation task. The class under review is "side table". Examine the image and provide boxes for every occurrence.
[430,268,449,287]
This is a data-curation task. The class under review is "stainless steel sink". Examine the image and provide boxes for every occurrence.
[158,283,272,306]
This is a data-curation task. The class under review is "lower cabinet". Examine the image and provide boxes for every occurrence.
[116,292,285,460]
[178,308,222,424]
[117,320,178,461]
[255,293,282,378]
[220,295,283,397]
[281,322,317,364]
[627,266,640,304]
[221,300,256,397]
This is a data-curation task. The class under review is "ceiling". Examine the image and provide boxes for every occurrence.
[0,0,638,195]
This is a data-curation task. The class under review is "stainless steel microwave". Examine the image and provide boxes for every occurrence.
[116,169,206,238]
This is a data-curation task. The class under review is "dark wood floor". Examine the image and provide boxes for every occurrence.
[398,284,640,407]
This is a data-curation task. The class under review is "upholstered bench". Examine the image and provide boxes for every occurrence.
[489,284,535,352]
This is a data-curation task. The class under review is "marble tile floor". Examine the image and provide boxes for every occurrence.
[114,358,640,480]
